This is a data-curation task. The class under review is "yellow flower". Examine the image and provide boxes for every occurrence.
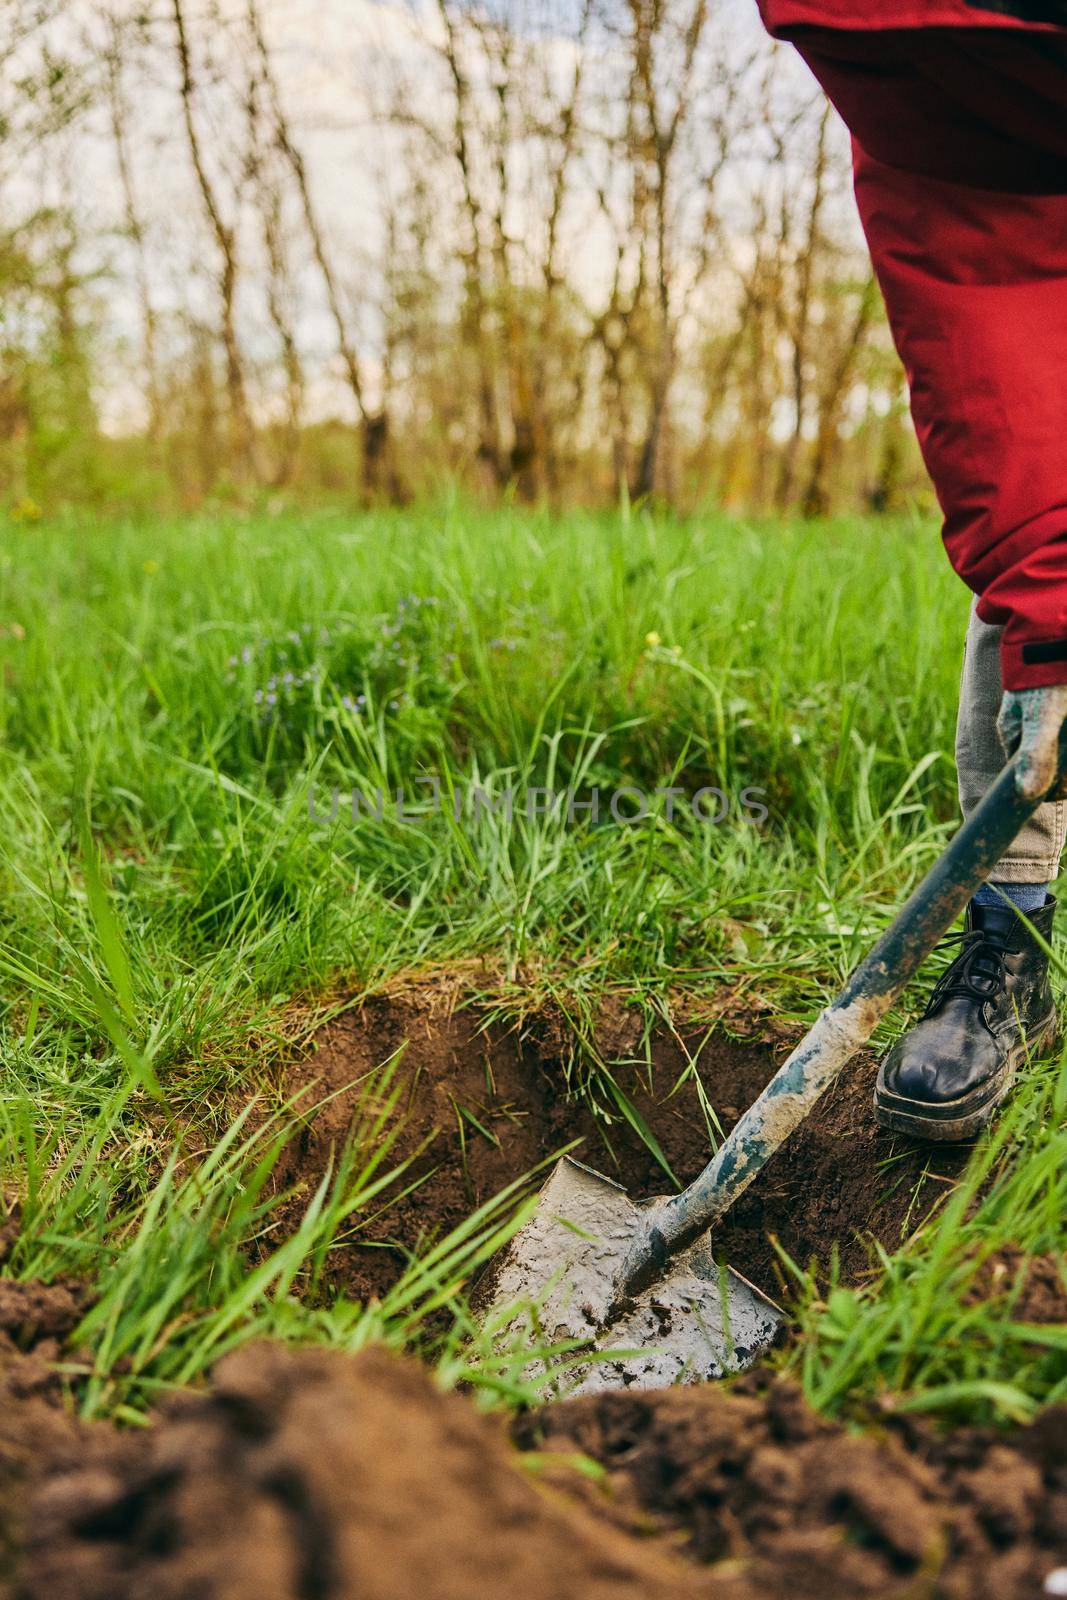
[644,630,661,648]
[143,559,159,575]
[9,497,42,523]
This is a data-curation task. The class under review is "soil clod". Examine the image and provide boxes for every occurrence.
[13,1342,1067,1600]
[516,1369,1067,1600]
[0,1279,93,1350]
[22,1344,713,1600]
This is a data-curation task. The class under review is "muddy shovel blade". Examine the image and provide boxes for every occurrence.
[481,1156,781,1396]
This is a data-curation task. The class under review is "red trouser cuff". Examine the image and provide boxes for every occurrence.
[1000,636,1067,692]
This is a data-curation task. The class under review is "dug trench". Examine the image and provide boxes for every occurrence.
[3,982,1066,1599]
[265,981,974,1306]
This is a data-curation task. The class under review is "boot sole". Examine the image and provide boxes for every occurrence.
[873,1012,1058,1143]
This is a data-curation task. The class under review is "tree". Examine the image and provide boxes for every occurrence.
[172,0,260,484]
[245,0,392,497]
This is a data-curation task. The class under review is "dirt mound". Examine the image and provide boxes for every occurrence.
[18,1340,1067,1600]
[515,1371,1067,1600]
[0,1279,94,1347]
[0,1343,88,1591]
[0,1271,94,1595]
[23,1343,719,1600]
[272,986,970,1303]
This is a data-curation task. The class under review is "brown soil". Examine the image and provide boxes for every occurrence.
[0,1279,95,1347]
[18,1342,1067,1600]
[270,985,970,1304]
[21,1343,713,1600]
[964,1245,1067,1324]
[515,1368,1067,1600]
[0,1274,94,1593]
[4,985,1059,1599]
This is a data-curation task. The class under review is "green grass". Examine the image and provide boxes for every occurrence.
[785,1039,1067,1424]
[0,498,1062,1426]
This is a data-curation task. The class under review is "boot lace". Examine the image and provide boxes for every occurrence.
[922,926,1012,1017]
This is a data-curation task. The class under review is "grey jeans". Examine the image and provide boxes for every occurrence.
[957,599,1067,883]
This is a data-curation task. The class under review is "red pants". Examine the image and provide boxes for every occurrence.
[791,31,1067,689]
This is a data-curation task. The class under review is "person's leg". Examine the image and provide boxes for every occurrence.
[875,601,1060,1139]
[780,33,1067,1134]
[861,149,1067,1132]
[957,596,1067,894]
[790,28,1067,694]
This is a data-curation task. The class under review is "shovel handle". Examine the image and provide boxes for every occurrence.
[622,751,1056,1293]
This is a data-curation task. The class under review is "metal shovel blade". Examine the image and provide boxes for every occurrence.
[481,1156,782,1397]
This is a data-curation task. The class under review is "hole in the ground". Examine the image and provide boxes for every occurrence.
[265,985,970,1304]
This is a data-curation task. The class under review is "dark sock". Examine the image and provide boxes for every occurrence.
[972,881,1049,915]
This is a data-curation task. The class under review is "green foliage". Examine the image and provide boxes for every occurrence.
[0,502,1061,1430]
[783,1039,1067,1425]
[0,209,103,506]
[0,500,967,1036]
[0,1072,550,1421]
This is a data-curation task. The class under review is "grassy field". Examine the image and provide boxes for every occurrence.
[0,501,1064,1428]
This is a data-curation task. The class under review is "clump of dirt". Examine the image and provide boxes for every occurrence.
[270,985,969,1303]
[0,1341,88,1593]
[964,1245,1067,1324]
[0,1266,95,1594]
[18,1341,1067,1600]
[0,1279,94,1347]
[22,1343,715,1600]
[515,1370,1067,1600]
[0,1208,95,1353]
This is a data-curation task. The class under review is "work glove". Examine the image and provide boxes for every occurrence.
[997,684,1067,802]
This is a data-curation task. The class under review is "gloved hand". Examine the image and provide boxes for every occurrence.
[997,684,1067,801]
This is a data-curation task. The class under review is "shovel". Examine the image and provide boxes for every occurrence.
[481,754,1058,1395]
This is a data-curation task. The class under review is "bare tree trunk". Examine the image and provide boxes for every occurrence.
[244,0,392,497]
[627,0,709,502]
[172,0,259,485]
[868,416,905,513]
[802,273,877,517]
[530,0,592,501]
[481,18,536,495]
[775,104,830,510]
[590,228,636,498]
[243,43,303,487]
[261,179,303,488]
[435,0,507,488]
[188,318,222,498]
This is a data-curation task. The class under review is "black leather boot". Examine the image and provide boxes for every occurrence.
[874,896,1057,1141]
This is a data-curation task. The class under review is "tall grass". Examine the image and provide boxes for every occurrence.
[0,1068,556,1421]
[784,1035,1067,1426]
[0,499,967,1060]
[0,499,1061,1427]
